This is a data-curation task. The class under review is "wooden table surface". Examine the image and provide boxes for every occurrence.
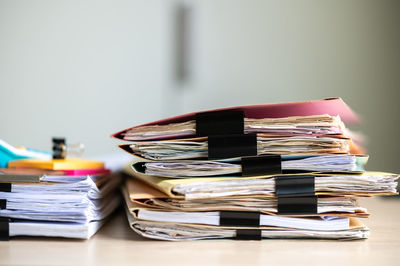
[0,197,399,266]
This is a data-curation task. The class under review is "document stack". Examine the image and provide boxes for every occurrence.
[0,140,121,240]
[113,98,398,241]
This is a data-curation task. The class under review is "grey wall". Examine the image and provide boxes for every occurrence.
[1,0,399,172]
[0,0,170,155]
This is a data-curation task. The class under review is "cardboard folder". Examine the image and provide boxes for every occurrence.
[123,177,370,218]
[124,165,398,199]
[124,207,369,241]
[123,183,370,241]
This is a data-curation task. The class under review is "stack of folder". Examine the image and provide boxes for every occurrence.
[0,146,121,240]
[113,98,398,240]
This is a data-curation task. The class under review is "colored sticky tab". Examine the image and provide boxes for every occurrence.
[61,168,111,176]
[8,158,104,170]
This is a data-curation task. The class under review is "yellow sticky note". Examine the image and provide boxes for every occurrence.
[8,158,104,170]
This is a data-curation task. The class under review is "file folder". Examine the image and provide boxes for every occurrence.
[112,98,360,141]
[123,177,370,218]
[123,186,370,241]
[113,97,398,241]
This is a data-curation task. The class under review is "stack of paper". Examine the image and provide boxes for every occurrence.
[0,156,121,240]
[112,98,398,241]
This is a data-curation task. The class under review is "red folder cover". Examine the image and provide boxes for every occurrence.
[112,98,359,141]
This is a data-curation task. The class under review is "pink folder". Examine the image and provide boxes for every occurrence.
[112,98,359,141]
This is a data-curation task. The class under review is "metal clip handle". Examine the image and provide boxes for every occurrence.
[52,138,84,159]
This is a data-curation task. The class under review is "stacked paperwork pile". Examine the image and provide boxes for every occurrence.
[0,142,121,240]
[113,98,398,240]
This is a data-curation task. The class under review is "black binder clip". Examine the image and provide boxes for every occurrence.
[0,199,6,210]
[196,110,244,137]
[0,183,12,193]
[52,137,84,159]
[235,229,262,240]
[52,138,66,159]
[0,180,11,210]
[275,175,317,215]
[277,196,318,215]
[220,211,260,227]
[241,155,282,176]
[275,175,315,197]
[0,218,10,241]
[208,134,257,159]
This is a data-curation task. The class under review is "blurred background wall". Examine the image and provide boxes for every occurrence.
[0,0,399,172]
